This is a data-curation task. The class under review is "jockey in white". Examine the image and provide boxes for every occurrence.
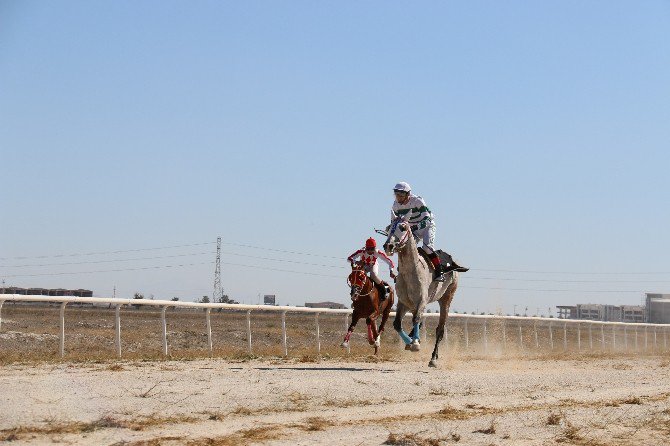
[391,181,448,281]
[347,237,397,301]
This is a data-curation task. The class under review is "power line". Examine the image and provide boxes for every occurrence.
[222,241,344,260]
[0,251,215,268]
[0,242,216,261]
[4,239,669,276]
[0,259,650,293]
[472,268,670,275]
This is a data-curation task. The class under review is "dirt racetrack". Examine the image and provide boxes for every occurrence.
[2,354,670,446]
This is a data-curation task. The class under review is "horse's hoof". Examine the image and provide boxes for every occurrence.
[404,344,412,351]
[340,342,349,348]
[410,343,421,352]
[374,337,381,347]
[428,359,438,368]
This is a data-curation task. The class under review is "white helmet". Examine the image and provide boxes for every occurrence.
[393,182,411,193]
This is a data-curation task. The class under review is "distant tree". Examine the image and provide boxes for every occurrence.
[171,297,179,301]
[216,294,238,304]
[133,292,144,309]
[200,296,210,303]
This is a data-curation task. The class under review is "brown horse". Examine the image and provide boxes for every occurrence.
[341,261,394,355]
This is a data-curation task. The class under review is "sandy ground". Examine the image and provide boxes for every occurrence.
[2,354,670,446]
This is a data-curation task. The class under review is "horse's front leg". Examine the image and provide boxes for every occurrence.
[366,317,377,346]
[393,302,413,346]
[341,311,360,348]
[407,299,428,351]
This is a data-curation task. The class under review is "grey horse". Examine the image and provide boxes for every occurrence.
[382,217,458,367]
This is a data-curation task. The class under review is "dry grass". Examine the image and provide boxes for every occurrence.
[105,363,126,371]
[437,406,471,420]
[302,416,334,431]
[547,411,563,425]
[0,414,199,441]
[190,425,283,445]
[472,420,496,434]
[324,397,374,408]
[384,432,447,446]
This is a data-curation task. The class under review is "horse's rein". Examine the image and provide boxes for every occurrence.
[395,221,411,251]
[348,267,372,300]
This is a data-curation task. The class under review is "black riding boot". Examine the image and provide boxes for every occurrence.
[376,282,387,301]
[432,264,447,282]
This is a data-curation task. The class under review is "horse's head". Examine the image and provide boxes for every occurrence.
[347,261,368,300]
[383,216,411,256]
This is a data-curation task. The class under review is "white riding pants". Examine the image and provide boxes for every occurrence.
[412,224,436,254]
[363,263,382,285]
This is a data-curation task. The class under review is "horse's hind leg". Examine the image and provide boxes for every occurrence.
[393,302,413,347]
[430,280,457,367]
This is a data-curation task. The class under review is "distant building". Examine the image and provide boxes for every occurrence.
[305,301,347,310]
[557,305,577,319]
[0,287,93,297]
[621,305,645,323]
[646,293,670,324]
[556,302,651,323]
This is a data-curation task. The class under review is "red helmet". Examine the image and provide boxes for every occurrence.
[365,238,376,249]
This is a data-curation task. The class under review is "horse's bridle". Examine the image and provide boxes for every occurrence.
[347,265,372,301]
[385,219,411,255]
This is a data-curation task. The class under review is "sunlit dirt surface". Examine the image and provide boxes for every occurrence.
[2,355,670,445]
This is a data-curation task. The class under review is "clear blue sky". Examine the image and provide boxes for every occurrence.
[1,1,669,314]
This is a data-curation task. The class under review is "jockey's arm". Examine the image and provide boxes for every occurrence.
[376,250,395,270]
[347,249,363,264]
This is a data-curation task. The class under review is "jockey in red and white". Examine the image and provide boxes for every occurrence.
[347,237,397,301]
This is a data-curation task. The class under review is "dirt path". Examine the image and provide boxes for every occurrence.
[1,355,670,445]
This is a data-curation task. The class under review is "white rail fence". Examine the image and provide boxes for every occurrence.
[1,294,669,359]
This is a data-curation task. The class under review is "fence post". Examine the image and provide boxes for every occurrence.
[518,324,523,350]
[654,327,657,351]
[612,325,616,351]
[644,326,648,351]
[115,304,122,358]
[160,306,169,356]
[483,320,488,354]
[60,302,67,358]
[624,326,628,351]
[577,323,581,351]
[501,320,506,351]
[665,327,668,351]
[344,314,350,354]
[589,323,593,350]
[247,310,252,354]
[315,313,321,355]
[549,322,553,350]
[281,311,288,357]
[534,321,539,349]
[422,316,428,341]
[464,319,469,349]
[205,308,213,356]
[635,327,638,352]
[601,325,605,350]
[0,300,4,331]
[563,323,567,351]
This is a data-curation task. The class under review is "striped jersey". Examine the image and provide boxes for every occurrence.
[392,194,434,230]
[347,249,395,269]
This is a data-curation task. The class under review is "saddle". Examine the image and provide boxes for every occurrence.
[417,247,469,274]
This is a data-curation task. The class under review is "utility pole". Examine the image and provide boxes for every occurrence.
[213,237,223,303]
